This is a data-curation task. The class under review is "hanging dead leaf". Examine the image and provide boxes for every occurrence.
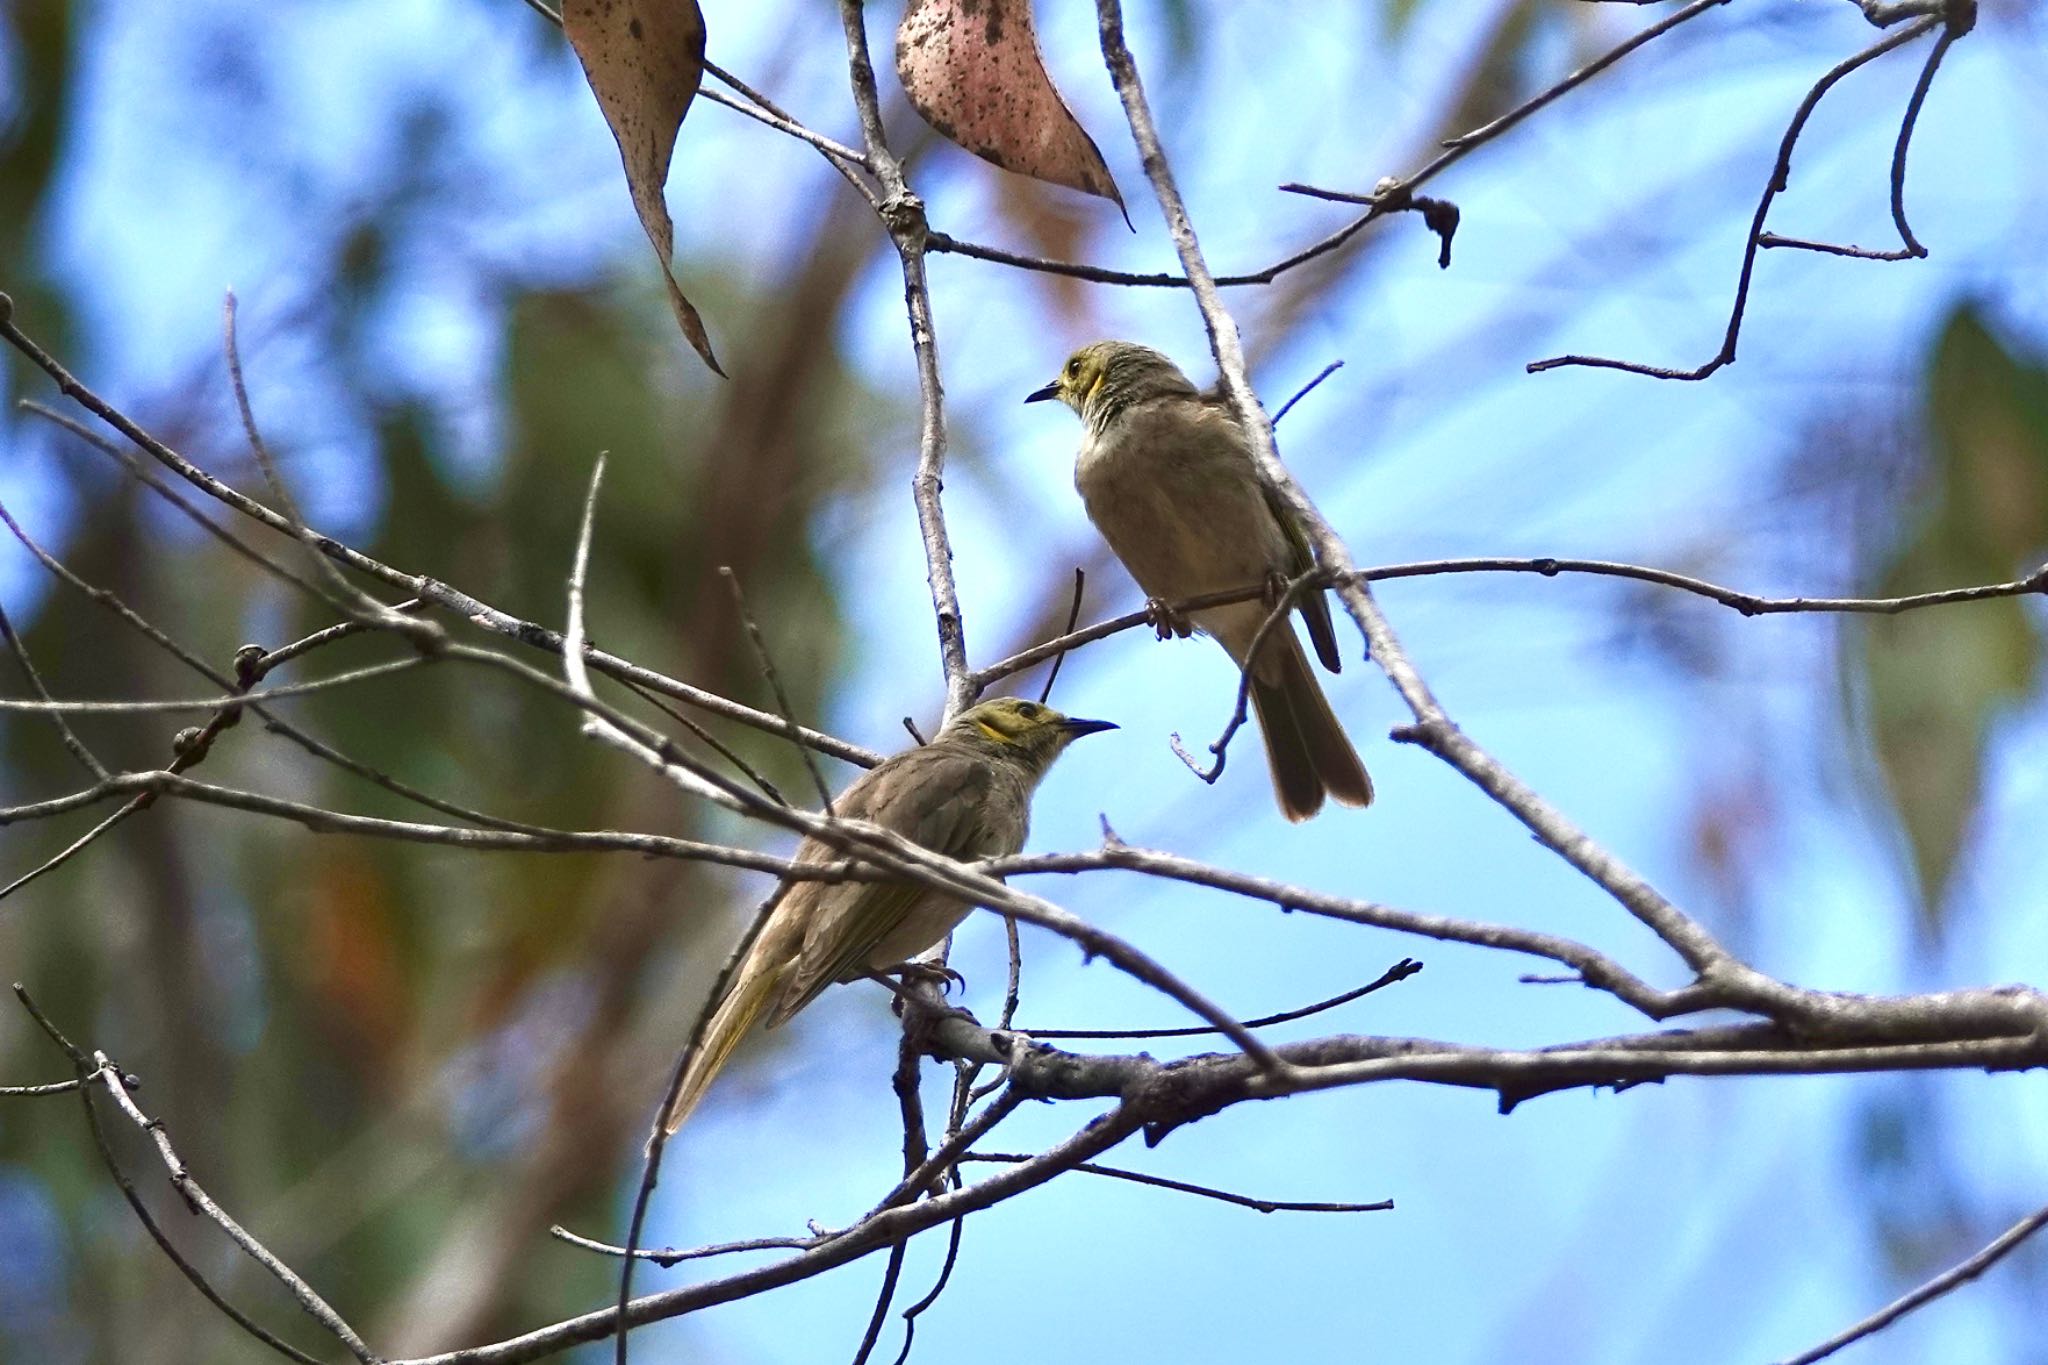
[895,0,1129,224]
[563,0,724,375]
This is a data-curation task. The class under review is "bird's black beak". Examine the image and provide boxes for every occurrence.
[1060,717,1117,738]
[1024,381,1060,404]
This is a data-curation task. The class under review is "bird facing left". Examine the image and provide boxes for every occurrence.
[661,696,1115,1135]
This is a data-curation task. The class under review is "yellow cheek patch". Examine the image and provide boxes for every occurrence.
[975,720,1017,745]
[1087,370,1105,403]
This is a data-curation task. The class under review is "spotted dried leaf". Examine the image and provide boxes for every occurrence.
[896,0,1127,221]
[564,0,723,375]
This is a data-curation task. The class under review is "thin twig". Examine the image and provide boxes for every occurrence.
[0,599,107,779]
[14,990,331,1365]
[551,451,659,1365]
[0,656,431,714]
[21,400,328,599]
[970,556,2048,691]
[223,292,440,647]
[616,682,789,807]
[1028,957,1422,1041]
[92,1045,384,1362]
[1885,11,1967,255]
[704,59,875,176]
[389,1105,1147,1365]
[1167,572,1313,784]
[960,918,1026,1106]
[996,916,1024,1032]
[0,1076,89,1097]
[1528,17,1941,379]
[852,1029,930,1365]
[959,1154,1394,1215]
[721,567,835,814]
[850,1245,909,1365]
[0,769,837,881]
[1753,10,1959,263]
[928,0,1729,291]
[0,301,883,766]
[1034,569,1086,706]
[995,836,1706,1021]
[888,1185,966,1365]
[1271,360,1344,426]
[548,1225,821,1266]
[1777,1200,2048,1365]
[15,988,379,1363]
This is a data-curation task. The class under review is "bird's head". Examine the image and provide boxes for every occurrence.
[944,697,1116,773]
[1025,340,1194,431]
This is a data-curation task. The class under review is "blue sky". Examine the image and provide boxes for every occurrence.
[5,1,2047,1361]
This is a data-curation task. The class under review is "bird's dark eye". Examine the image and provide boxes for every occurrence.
[1064,358,1081,378]
[1017,702,1041,719]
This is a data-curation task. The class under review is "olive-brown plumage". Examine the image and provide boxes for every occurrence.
[662,697,1112,1134]
[1028,341,1371,821]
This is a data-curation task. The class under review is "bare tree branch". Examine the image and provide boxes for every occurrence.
[837,0,974,720]
[969,553,2048,693]
[0,299,885,767]
[1528,14,1946,379]
[15,988,377,1365]
[1090,0,1762,1010]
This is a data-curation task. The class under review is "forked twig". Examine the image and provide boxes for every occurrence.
[1167,571,1315,784]
[1529,16,1944,379]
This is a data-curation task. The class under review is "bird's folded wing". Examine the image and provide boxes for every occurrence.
[1261,478,1343,674]
[767,753,1003,1023]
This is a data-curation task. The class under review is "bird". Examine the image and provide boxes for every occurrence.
[661,696,1115,1134]
[1026,340,1371,821]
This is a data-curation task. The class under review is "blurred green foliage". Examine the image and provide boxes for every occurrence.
[1859,307,2048,931]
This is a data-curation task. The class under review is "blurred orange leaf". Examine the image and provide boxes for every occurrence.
[563,0,724,374]
[895,0,1127,221]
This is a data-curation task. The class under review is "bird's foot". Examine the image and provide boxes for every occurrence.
[1261,569,1293,609]
[1143,597,1196,640]
[887,960,967,995]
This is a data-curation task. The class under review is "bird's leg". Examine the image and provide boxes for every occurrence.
[1143,596,1196,641]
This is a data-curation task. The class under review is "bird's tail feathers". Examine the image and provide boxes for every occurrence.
[1249,632,1373,822]
[661,958,786,1136]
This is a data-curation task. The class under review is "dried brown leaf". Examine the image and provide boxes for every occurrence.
[564,0,724,374]
[895,0,1128,222]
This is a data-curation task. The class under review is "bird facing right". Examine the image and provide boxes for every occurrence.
[1027,340,1371,821]
[661,696,1114,1136]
